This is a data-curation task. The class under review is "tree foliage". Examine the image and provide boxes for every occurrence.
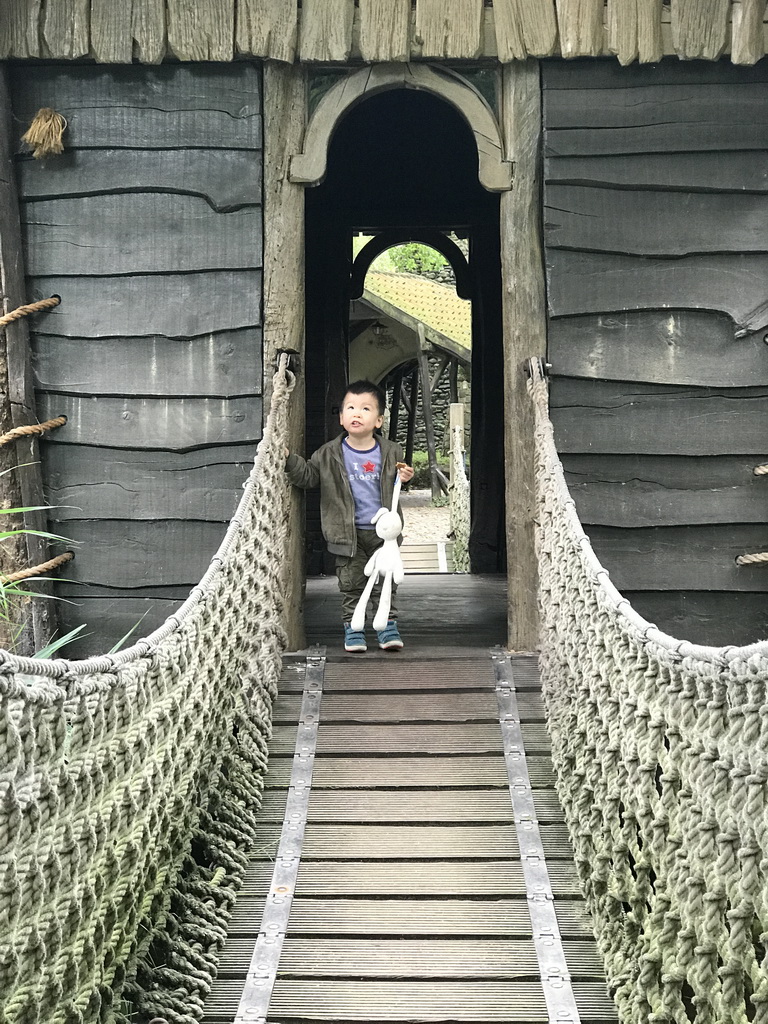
[389,243,447,275]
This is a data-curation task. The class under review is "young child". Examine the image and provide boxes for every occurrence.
[285,379,414,652]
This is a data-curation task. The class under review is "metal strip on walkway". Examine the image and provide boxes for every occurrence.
[492,650,582,1024]
[234,646,325,1024]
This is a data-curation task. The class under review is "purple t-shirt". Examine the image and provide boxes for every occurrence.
[342,438,382,528]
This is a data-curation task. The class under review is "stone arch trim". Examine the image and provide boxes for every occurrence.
[290,63,512,193]
[351,229,472,300]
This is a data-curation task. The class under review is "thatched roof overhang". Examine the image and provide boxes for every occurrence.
[1,1,765,66]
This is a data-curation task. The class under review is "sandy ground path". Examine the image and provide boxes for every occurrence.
[400,488,450,544]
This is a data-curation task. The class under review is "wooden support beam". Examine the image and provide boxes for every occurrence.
[449,360,459,404]
[430,354,450,395]
[417,323,446,501]
[500,60,547,653]
[388,368,404,442]
[263,62,307,650]
[404,368,419,469]
[0,69,57,654]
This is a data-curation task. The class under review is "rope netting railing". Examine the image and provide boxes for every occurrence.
[527,357,768,1024]
[449,423,470,573]
[0,355,296,1024]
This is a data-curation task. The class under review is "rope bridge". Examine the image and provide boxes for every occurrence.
[528,357,768,1023]
[0,357,295,1024]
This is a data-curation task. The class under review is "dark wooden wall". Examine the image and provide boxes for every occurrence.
[543,58,768,647]
[11,63,263,655]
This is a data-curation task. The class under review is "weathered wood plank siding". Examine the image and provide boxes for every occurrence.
[543,57,768,646]
[10,62,263,654]
[0,1,766,64]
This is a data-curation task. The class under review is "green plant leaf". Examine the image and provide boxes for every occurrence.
[33,623,88,659]
[108,610,150,654]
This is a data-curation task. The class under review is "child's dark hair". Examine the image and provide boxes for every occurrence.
[344,379,386,416]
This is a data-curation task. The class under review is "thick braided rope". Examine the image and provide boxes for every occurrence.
[527,359,768,1024]
[0,356,295,1024]
[0,296,60,327]
[449,424,470,573]
[0,415,67,448]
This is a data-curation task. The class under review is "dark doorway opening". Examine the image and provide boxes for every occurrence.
[304,87,503,575]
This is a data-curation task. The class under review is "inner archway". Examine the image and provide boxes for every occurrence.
[304,84,504,575]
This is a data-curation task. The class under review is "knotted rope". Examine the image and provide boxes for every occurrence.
[0,355,296,1024]
[0,295,60,327]
[0,414,67,447]
[527,358,768,1024]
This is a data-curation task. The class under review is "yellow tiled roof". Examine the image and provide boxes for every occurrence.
[365,271,471,350]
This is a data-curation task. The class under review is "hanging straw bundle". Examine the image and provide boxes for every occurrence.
[21,107,67,159]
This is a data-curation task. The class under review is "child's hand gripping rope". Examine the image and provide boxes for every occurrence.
[350,472,405,633]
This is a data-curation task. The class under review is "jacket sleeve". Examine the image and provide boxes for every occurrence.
[285,452,321,490]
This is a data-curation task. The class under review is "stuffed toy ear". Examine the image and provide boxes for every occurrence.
[370,507,386,524]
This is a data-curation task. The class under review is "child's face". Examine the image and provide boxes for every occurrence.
[340,391,384,441]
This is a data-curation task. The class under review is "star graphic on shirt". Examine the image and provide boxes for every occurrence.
[362,460,376,473]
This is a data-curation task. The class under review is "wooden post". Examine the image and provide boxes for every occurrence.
[500,60,547,653]
[263,62,307,651]
[417,323,444,501]
[388,367,403,441]
[0,68,57,654]
[404,367,418,468]
[449,359,459,404]
[449,402,464,486]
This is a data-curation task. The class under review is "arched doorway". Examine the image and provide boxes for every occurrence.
[303,80,506,575]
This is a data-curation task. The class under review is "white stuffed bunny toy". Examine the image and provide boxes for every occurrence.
[350,476,404,632]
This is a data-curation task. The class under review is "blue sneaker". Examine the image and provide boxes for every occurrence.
[377,620,403,651]
[343,622,367,653]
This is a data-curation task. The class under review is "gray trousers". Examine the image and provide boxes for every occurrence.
[336,528,398,624]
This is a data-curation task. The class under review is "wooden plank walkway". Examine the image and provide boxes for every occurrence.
[203,642,617,1024]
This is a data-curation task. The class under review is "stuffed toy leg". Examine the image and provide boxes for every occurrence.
[350,476,404,631]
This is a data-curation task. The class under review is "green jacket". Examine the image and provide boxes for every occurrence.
[285,434,404,557]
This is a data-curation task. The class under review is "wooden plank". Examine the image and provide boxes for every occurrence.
[501,60,546,651]
[22,195,262,276]
[493,0,558,59]
[236,0,297,62]
[41,0,89,58]
[548,311,768,387]
[229,891,588,930]
[546,151,768,191]
[90,0,133,62]
[11,65,261,150]
[358,0,410,62]
[273,723,552,755]
[241,860,577,896]
[731,0,768,65]
[414,0,484,58]
[167,0,234,60]
[588,523,768,591]
[298,789,562,823]
[42,444,254,521]
[299,0,354,60]
[323,659,496,689]
[0,0,42,58]
[627,590,768,646]
[0,69,56,652]
[542,55,768,92]
[550,379,768,455]
[275,691,539,722]
[545,184,768,257]
[37,394,261,450]
[205,979,616,1021]
[217,937,604,979]
[607,0,663,64]
[17,149,262,209]
[555,0,605,56]
[547,251,768,333]
[263,62,307,650]
[33,330,263,398]
[561,454,768,527]
[265,755,557,788]
[545,114,768,157]
[27,271,262,338]
[52,518,228,587]
[671,0,729,59]
[53,581,193,600]
[131,0,167,64]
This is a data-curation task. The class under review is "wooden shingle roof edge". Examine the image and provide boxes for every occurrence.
[1,1,766,67]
